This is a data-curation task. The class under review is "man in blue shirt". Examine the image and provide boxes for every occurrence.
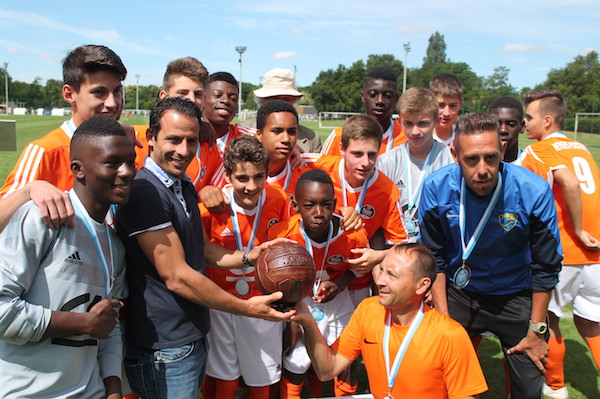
[418,113,563,399]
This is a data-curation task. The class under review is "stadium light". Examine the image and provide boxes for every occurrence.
[403,42,411,93]
[135,74,140,113]
[3,62,8,114]
[235,46,247,118]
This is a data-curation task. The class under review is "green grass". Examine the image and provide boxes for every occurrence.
[2,115,599,398]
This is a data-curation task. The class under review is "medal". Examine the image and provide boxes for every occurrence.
[456,172,503,290]
[405,218,416,234]
[311,307,325,322]
[383,393,395,399]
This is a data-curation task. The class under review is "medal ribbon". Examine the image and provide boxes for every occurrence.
[459,172,503,263]
[68,189,114,298]
[384,120,394,152]
[300,221,333,296]
[339,159,373,211]
[228,188,265,251]
[216,129,230,155]
[404,143,435,211]
[383,302,424,393]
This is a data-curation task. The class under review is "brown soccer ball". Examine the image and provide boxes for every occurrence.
[255,242,316,305]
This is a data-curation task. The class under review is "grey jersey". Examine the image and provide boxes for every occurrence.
[377,141,454,240]
[0,194,127,398]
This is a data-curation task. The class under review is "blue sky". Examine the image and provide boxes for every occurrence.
[0,1,598,92]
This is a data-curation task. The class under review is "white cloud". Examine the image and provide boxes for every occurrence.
[581,47,597,55]
[292,27,304,36]
[444,22,465,31]
[393,23,428,35]
[502,43,546,53]
[39,53,58,60]
[6,47,16,53]
[273,51,299,60]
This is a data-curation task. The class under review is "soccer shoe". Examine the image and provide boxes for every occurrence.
[543,383,568,399]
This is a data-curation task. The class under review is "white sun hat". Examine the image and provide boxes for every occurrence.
[253,68,303,98]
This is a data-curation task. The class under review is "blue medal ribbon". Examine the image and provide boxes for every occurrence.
[68,189,114,298]
[228,188,265,252]
[339,159,374,212]
[300,221,333,296]
[404,143,435,212]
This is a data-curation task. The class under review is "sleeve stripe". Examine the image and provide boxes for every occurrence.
[6,144,45,196]
[320,129,338,154]
[129,222,173,237]
[524,145,543,163]
[210,165,226,188]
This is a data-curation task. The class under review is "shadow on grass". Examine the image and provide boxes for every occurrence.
[564,338,600,398]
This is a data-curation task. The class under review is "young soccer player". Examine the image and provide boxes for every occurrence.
[200,135,291,399]
[429,73,463,146]
[321,66,406,156]
[522,90,600,398]
[490,96,526,165]
[267,169,370,399]
[0,45,128,198]
[0,115,135,398]
[377,87,454,241]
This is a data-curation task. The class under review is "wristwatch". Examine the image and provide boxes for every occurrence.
[529,320,548,335]
[242,251,252,268]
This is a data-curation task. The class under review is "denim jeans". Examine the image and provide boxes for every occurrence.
[125,337,208,399]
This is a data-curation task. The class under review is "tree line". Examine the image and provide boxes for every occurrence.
[1,32,599,131]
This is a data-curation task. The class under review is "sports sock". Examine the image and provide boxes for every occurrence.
[585,334,600,371]
[307,372,324,397]
[248,385,272,399]
[545,336,567,390]
[280,376,302,399]
[202,376,238,399]
[334,376,358,396]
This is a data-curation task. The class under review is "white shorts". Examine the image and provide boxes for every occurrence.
[205,309,284,386]
[548,263,600,322]
[283,289,354,374]
[348,287,371,309]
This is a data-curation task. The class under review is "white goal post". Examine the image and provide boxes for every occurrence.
[318,111,361,129]
[574,112,600,142]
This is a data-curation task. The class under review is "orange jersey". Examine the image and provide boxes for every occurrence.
[0,122,73,198]
[522,132,600,264]
[268,213,370,290]
[317,155,406,243]
[203,124,253,188]
[200,186,291,298]
[265,153,324,199]
[320,118,406,156]
[333,297,488,399]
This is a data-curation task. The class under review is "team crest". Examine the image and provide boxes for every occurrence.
[268,218,279,228]
[499,213,518,232]
[327,254,344,264]
[199,166,206,180]
[360,205,375,219]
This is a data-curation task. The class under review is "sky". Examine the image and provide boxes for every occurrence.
[0,1,598,92]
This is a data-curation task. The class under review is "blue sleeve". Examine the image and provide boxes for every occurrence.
[529,185,563,291]
[418,179,450,273]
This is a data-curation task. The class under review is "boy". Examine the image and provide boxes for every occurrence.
[489,96,526,165]
[522,90,600,398]
[268,169,370,399]
[378,87,454,241]
[0,45,128,198]
[0,116,135,398]
[429,73,463,146]
[200,135,291,399]
[321,66,405,156]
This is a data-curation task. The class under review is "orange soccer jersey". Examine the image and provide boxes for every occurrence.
[522,132,600,264]
[333,297,488,399]
[0,123,73,198]
[201,186,290,298]
[265,153,323,198]
[320,118,406,156]
[268,214,371,290]
[317,155,406,243]
[203,124,252,189]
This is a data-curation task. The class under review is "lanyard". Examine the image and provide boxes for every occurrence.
[459,172,503,262]
[228,189,265,251]
[216,129,230,155]
[281,161,293,191]
[384,119,394,152]
[383,302,424,393]
[404,143,435,211]
[339,159,373,211]
[301,221,333,296]
[68,189,114,298]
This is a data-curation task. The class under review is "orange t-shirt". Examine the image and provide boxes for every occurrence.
[333,297,488,399]
[0,124,73,198]
[317,155,407,243]
[320,118,406,156]
[200,186,290,298]
[203,124,252,189]
[522,132,600,264]
[268,214,371,290]
[265,153,324,199]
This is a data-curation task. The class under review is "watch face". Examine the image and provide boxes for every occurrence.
[538,323,547,334]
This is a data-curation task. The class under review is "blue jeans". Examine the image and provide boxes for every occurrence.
[125,337,208,399]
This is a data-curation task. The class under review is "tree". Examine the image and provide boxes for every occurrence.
[365,54,404,78]
[43,79,68,108]
[241,82,259,110]
[423,31,447,68]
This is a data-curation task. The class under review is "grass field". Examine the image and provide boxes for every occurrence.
[1,115,599,398]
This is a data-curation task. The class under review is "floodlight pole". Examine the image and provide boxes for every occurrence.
[3,62,8,114]
[403,42,411,93]
[135,74,140,113]
[235,46,246,118]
